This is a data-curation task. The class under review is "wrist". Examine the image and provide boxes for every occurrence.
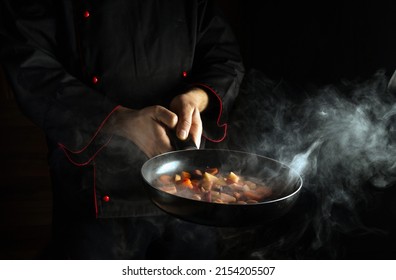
[186,87,209,112]
[103,106,136,136]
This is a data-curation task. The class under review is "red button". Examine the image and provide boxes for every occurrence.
[92,76,99,84]
[182,71,187,78]
[102,195,110,202]
[83,11,90,18]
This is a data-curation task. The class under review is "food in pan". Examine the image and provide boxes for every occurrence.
[154,167,273,204]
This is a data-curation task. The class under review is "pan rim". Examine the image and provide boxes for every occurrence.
[141,148,303,206]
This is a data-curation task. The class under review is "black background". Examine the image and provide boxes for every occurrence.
[218,0,396,86]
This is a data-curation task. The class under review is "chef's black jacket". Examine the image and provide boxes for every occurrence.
[0,0,244,222]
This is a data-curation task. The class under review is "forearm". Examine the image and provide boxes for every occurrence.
[183,87,209,112]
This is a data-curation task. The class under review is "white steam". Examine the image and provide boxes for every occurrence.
[224,69,396,258]
[229,69,396,187]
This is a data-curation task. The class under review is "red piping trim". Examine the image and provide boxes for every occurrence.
[59,135,113,167]
[192,83,227,142]
[93,162,98,218]
[57,105,121,166]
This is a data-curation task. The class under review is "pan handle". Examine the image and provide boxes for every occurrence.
[169,132,198,150]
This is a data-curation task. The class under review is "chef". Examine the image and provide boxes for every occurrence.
[0,0,244,259]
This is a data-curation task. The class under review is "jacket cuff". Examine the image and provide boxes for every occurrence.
[57,104,121,166]
[191,83,227,142]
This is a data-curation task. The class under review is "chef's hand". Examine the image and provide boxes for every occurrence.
[170,87,209,148]
[107,105,178,158]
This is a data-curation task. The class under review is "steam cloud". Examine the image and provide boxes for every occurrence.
[222,69,396,259]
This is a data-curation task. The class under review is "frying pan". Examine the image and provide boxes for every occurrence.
[141,145,303,227]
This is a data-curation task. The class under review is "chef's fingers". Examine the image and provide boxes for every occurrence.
[152,105,178,129]
[176,105,194,140]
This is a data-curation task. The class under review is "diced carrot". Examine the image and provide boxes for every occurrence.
[177,178,193,189]
[181,171,191,179]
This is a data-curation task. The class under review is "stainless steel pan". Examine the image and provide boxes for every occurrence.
[141,148,302,227]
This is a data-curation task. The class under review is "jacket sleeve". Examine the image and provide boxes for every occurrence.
[0,0,120,164]
[190,0,245,142]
